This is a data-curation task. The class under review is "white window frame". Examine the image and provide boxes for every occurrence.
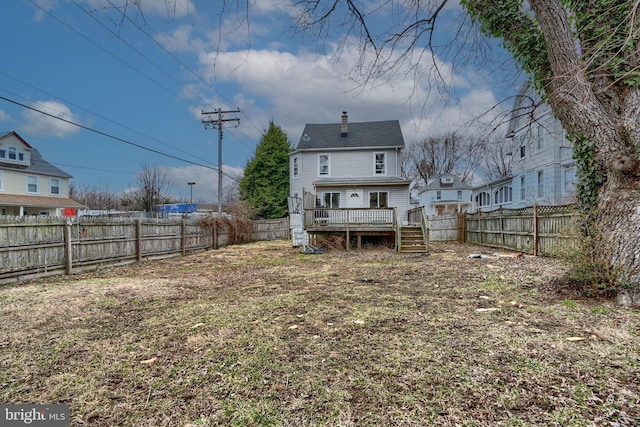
[494,186,512,204]
[292,156,299,179]
[537,170,544,198]
[436,190,442,200]
[457,190,462,200]
[8,146,17,160]
[318,192,340,208]
[536,124,545,152]
[369,191,388,208]
[373,152,386,175]
[50,178,60,195]
[477,192,490,207]
[562,163,577,195]
[318,154,330,177]
[27,175,39,194]
[520,176,526,201]
[0,171,4,191]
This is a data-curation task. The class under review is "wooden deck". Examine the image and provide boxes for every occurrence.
[304,208,396,231]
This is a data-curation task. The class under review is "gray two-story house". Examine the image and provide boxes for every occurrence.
[289,112,418,251]
[472,84,577,212]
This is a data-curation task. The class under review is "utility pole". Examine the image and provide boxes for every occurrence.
[202,108,240,216]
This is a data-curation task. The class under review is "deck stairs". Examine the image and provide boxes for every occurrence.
[398,225,427,253]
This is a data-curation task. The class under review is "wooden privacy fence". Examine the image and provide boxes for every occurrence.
[0,216,289,283]
[464,204,577,255]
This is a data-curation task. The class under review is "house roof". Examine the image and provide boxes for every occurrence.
[425,174,471,190]
[0,131,33,149]
[296,119,404,151]
[0,194,84,208]
[313,176,412,187]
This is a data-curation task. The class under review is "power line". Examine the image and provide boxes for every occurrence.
[49,0,261,156]
[0,94,242,182]
[99,0,266,139]
[0,71,214,166]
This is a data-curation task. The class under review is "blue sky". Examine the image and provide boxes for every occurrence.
[0,0,519,203]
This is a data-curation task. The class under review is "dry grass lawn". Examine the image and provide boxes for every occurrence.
[1,240,639,426]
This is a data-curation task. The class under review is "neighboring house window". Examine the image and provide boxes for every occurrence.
[476,192,490,207]
[0,149,5,159]
[537,170,544,198]
[27,175,39,193]
[8,147,17,160]
[536,125,545,151]
[457,190,462,200]
[563,164,577,194]
[317,192,340,208]
[494,186,512,204]
[517,135,525,159]
[318,154,330,176]
[374,153,386,175]
[19,152,24,161]
[369,191,388,208]
[50,178,60,195]
[520,176,526,201]
[436,191,442,200]
[292,156,299,178]
[0,171,4,191]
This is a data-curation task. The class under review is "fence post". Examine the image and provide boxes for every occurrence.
[64,222,72,275]
[346,209,350,251]
[533,203,539,256]
[136,218,142,262]
[213,221,218,249]
[181,219,186,256]
[458,213,465,243]
[500,206,505,249]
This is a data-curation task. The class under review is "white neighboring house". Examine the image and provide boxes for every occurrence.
[0,131,83,217]
[288,112,412,247]
[418,174,473,216]
[472,84,577,212]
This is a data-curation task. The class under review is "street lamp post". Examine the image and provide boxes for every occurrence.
[188,182,196,214]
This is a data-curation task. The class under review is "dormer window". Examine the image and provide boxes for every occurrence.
[0,146,26,162]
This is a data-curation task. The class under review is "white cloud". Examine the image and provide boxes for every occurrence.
[21,100,81,138]
[194,41,505,146]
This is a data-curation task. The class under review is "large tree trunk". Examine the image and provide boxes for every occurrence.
[596,179,640,306]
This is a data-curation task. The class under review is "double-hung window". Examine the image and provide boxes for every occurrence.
[0,171,4,191]
[374,153,386,175]
[27,175,39,194]
[318,154,330,176]
[50,178,60,195]
[520,176,526,201]
[292,156,299,178]
[537,170,544,198]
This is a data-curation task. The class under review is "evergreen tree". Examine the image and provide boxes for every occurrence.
[239,122,292,219]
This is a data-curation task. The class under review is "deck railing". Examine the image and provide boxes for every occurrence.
[304,208,395,228]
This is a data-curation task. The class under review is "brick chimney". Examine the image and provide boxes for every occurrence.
[341,111,348,137]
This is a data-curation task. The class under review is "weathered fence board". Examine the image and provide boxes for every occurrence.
[465,205,576,255]
[427,215,460,241]
[0,216,290,283]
